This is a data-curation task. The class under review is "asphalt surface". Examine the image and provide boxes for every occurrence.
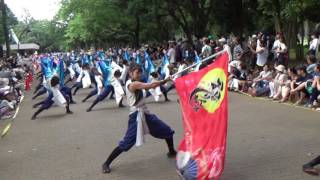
[0,88,319,180]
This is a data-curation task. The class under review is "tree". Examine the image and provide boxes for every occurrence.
[0,0,16,57]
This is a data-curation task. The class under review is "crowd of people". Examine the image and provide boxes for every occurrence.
[0,56,31,120]
[227,32,320,111]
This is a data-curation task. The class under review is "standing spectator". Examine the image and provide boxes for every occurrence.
[174,40,182,64]
[25,66,33,91]
[309,32,319,57]
[250,39,269,70]
[274,35,288,66]
[233,36,244,62]
[200,38,212,58]
[220,37,232,61]
[167,42,176,64]
[248,35,258,70]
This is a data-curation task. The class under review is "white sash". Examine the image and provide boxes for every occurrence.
[135,108,150,147]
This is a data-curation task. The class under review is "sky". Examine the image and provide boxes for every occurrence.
[6,0,61,21]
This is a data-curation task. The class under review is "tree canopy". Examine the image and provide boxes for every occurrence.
[1,0,320,54]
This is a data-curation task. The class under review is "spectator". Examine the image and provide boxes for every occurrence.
[274,35,288,66]
[309,32,319,57]
[167,42,176,64]
[271,33,281,59]
[280,67,298,102]
[200,38,212,58]
[290,65,313,105]
[306,54,317,75]
[307,64,320,108]
[233,36,244,62]
[249,64,273,97]
[250,39,269,70]
[219,37,232,61]
[248,35,258,70]
[228,64,248,92]
[269,65,288,99]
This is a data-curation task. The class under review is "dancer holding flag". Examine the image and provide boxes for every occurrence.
[101,63,177,174]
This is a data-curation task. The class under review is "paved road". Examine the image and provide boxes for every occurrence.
[0,88,319,180]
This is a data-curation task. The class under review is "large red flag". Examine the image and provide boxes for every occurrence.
[175,52,229,180]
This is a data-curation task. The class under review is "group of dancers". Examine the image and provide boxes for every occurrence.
[30,48,181,173]
[31,48,176,119]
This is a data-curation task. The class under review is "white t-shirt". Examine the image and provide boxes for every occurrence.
[310,38,319,56]
[228,60,241,73]
[125,79,149,114]
[272,40,281,52]
[259,70,272,79]
[167,48,175,63]
[257,39,261,49]
[278,42,287,52]
[256,47,268,67]
[201,45,212,58]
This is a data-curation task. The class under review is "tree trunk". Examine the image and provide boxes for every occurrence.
[272,0,282,33]
[231,0,243,36]
[1,0,10,57]
[133,15,140,48]
[297,22,305,61]
[304,20,309,46]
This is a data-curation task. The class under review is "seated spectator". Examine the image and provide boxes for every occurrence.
[307,64,320,108]
[0,99,15,120]
[280,67,298,103]
[228,64,248,92]
[270,65,288,100]
[290,65,313,105]
[0,78,10,95]
[315,75,320,111]
[248,64,273,97]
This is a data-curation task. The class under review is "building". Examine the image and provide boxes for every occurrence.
[2,43,40,55]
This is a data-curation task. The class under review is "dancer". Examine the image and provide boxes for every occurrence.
[303,155,320,176]
[86,59,114,112]
[82,67,103,102]
[101,64,176,173]
[31,76,73,120]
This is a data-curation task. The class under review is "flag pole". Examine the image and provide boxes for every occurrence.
[172,49,227,77]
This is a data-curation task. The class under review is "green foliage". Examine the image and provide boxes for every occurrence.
[2,0,320,52]
[0,4,18,44]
